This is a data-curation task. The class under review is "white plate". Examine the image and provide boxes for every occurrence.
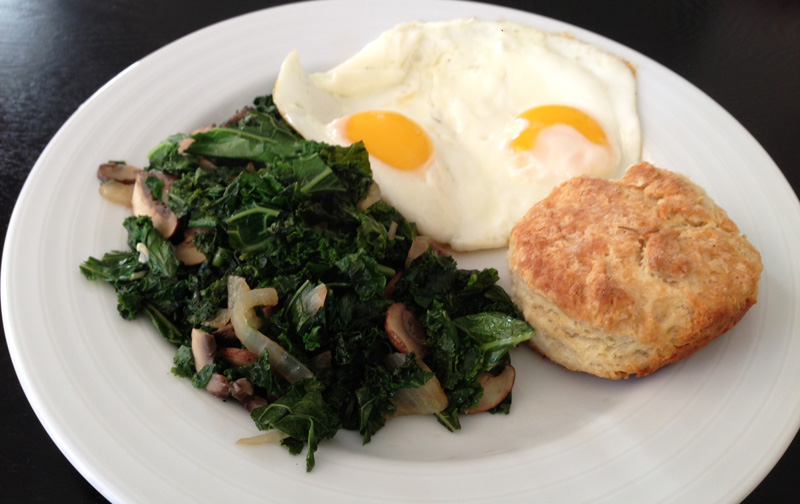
[3,1,799,502]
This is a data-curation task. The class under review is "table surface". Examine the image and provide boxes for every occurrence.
[1,0,798,502]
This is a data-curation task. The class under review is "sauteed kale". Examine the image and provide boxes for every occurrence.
[80,95,534,471]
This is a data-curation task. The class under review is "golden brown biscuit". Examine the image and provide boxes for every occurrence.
[507,162,762,379]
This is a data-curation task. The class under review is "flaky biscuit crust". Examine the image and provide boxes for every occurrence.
[508,162,762,379]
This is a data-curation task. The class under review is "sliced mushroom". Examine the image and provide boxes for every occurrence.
[465,364,516,414]
[210,324,238,345]
[385,303,426,359]
[98,180,134,207]
[190,328,272,407]
[261,304,276,320]
[241,396,269,412]
[177,124,215,154]
[131,170,178,238]
[174,241,206,266]
[429,240,449,256]
[229,378,269,412]
[174,228,209,266]
[222,107,253,127]
[198,157,218,170]
[190,328,231,399]
[230,377,255,398]
[177,137,194,155]
[205,373,232,399]
[218,347,259,367]
[191,328,217,371]
[97,162,142,183]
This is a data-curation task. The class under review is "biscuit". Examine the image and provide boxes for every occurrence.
[507,162,762,379]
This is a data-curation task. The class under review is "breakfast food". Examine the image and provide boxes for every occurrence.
[508,162,763,379]
[83,93,537,471]
[273,18,641,251]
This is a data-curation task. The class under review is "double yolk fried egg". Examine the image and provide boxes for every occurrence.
[273,19,642,251]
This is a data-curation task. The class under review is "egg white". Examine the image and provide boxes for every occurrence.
[273,18,641,251]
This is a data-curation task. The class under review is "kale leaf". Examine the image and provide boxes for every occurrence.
[123,216,179,278]
[251,378,342,472]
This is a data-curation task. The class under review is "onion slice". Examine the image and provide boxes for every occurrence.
[235,429,290,446]
[356,182,381,210]
[301,283,327,315]
[231,287,313,383]
[385,353,448,416]
[405,236,431,269]
[228,275,262,329]
[203,275,261,329]
[203,310,229,329]
[387,220,398,241]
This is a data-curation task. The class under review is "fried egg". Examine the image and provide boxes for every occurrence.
[273,18,641,251]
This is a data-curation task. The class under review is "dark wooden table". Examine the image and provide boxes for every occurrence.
[1,1,798,502]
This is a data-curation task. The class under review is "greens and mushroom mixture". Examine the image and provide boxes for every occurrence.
[81,95,535,471]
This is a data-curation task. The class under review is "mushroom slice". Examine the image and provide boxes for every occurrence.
[241,396,269,413]
[230,377,255,399]
[191,328,217,371]
[174,240,206,266]
[98,180,134,207]
[199,157,218,170]
[174,228,209,266]
[222,107,253,127]
[385,302,427,359]
[178,124,215,154]
[131,170,179,238]
[190,328,232,399]
[230,377,268,411]
[97,162,142,183]
[205,374,232,399]
[218,347,259,367]
[465,364,516,414]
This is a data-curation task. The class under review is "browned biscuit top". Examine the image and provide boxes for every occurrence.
[508,162,762,350]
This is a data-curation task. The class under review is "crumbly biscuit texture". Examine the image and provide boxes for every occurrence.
[508,162,762,379]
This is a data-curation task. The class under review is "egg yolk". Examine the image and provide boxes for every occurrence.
[345,111,434,171]
[511,105,609,152]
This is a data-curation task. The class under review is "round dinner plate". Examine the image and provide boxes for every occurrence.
[3,1,799,502]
